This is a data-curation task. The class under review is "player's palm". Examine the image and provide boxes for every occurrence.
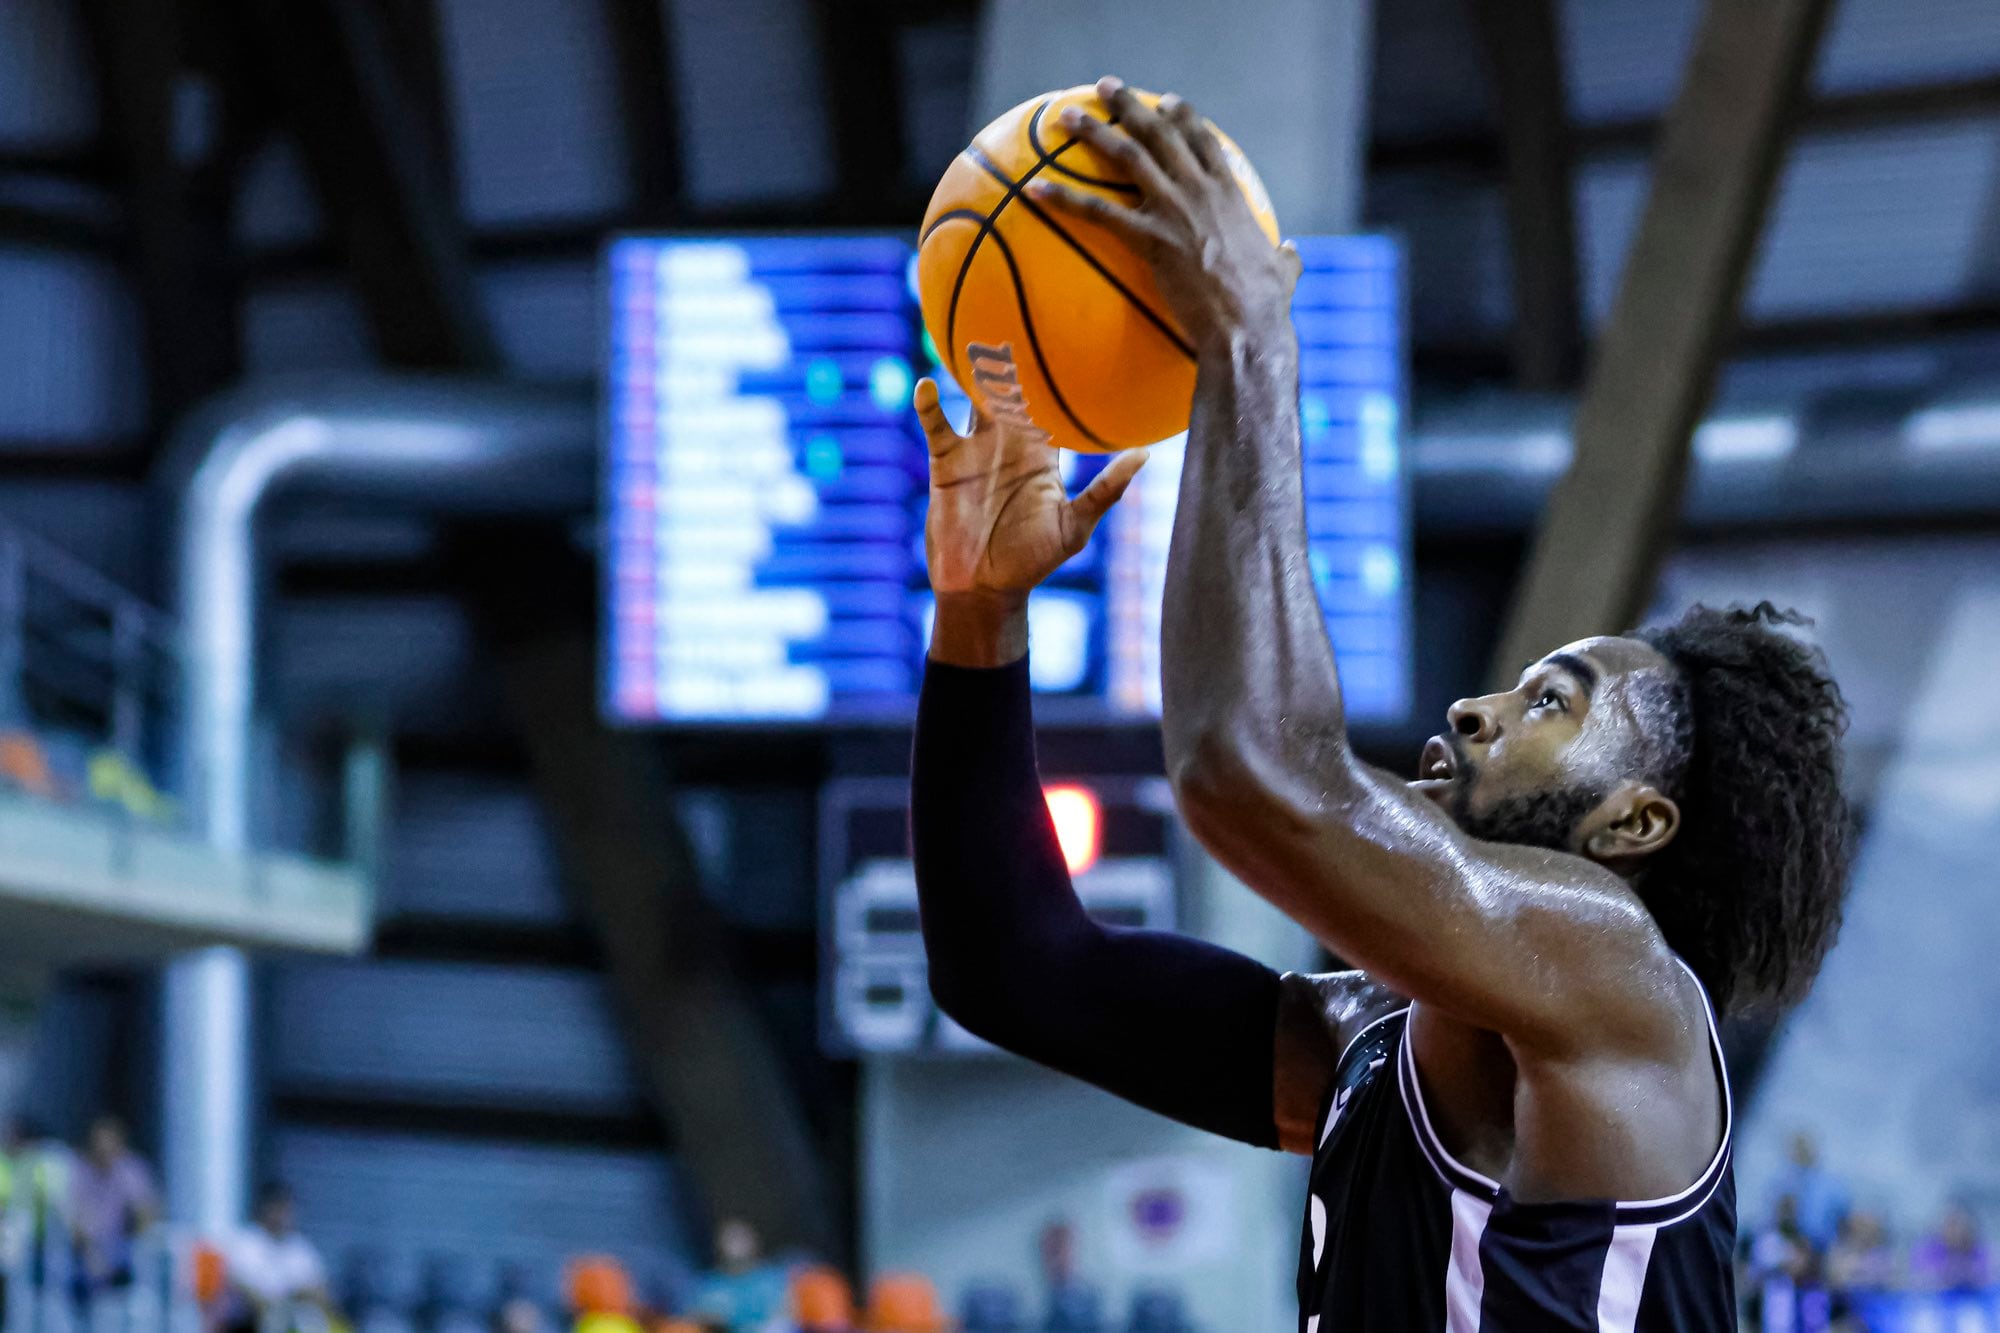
[915,378,1145,597]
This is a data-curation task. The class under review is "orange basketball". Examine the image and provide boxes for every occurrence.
[917,85,1280,454]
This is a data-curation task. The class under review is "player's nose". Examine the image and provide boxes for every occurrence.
[1447,695,1501,745]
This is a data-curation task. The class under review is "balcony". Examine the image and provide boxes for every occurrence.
[0,523,369,981]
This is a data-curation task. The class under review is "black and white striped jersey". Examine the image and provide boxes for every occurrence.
[1297,962,1736,1332]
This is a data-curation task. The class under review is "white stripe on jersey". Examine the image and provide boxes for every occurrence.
[1596,1222,1661,1333]
[1443,1188,1493,1333]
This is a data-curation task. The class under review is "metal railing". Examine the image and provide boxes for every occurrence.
[0,1223,199,1333]
[0,524,179,825]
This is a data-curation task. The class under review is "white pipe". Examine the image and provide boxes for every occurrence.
[162,374,592,1235]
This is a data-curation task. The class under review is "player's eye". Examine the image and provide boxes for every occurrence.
[1534,689,1564,712]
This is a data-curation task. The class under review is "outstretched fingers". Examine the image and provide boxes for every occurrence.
[1064,448,1149,551]
[913,378,963,457]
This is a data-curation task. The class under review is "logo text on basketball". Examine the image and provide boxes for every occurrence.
[966,342,1051,445]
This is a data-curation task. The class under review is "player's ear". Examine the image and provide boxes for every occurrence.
[1579,783,1680,867]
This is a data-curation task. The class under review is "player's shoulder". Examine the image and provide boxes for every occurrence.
[1282,969,1408,1061]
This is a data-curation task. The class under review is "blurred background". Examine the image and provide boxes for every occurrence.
[0,0,1996,1330]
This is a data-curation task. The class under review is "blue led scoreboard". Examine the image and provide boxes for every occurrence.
[602,232,1408,726]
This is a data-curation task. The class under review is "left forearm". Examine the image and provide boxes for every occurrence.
[1161,325,1350,792]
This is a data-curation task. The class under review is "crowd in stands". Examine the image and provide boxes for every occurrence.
[31,1111,2000,1333]
[504,1217,1196,1333]
[1745,1132,1996,1331]
[0,1138,1197,1333]
[1,1113,162,1298]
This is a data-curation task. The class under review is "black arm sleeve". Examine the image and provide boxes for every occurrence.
[910,655,1283,1149]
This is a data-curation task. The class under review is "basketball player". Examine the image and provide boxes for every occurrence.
[910,78,1853,1331]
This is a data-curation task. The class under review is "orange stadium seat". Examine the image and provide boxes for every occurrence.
[790,1265,855,1331]
[862,1273,945,1332]
[567,1257,635,1316]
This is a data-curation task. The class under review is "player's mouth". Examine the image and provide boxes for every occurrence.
[1411,735,1458,804]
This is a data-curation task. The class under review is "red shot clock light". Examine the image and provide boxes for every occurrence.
[1042,783,1103,875]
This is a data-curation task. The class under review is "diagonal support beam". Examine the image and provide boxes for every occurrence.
[79,0,241,420]
[1465,0,1583,391]
[450,528,840,1257]
[1488,0,1835,687]
[603,0,683,223]
[234,0,499,370]
[815,0,909,220]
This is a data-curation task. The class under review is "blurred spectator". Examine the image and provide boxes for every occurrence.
[1910,1201,1992,1293]
[687,1219,787,1332]
[1038,1219,1101,1332]
[223,1182,332,1333]
[0,1118,62,1333]
[1767,1132,1849,1252]
[1824,1209,1898,1293]
[500,1295,551,1333]
[68,1115,158,1295]
[0,1115,71,1235]
[1037,1221,1073,1291]
[1748,1195,1820,1289]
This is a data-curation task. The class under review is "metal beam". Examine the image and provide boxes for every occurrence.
[1487,0,1835,688]
[0,202,121,255]
[448,527,841,1258]
[1374,71,2000,178]
[371,0,458,185]
[241,186,940,281]
[79,0,241,420]
[1464,0,1582,390]
[0,147,113,181]
[603,0,683,223]
[235,0,499,370]
[815,0,910,218]
[1421,295,2000,385]
[0,443,150,481]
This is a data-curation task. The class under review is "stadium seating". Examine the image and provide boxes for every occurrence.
[1125,1288,1192,1333]
[862,1272,945,1332]
[1044,1284,1105,1332]
[959,1283,1023,1332]
[790,1264,856,1331]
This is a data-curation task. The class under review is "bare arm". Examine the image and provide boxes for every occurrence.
[1033,81,1681,1057]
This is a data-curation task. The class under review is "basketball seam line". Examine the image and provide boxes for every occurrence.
[921,209,1111,447]
[931,99,1114,390]
[1026,100,1142,195]
[964,143,1196,362]
[971,224,1114,450]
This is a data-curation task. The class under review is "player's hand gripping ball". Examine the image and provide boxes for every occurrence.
[917,80,1283,454]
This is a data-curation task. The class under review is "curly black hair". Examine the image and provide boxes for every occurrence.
[1630,602,1854,1014]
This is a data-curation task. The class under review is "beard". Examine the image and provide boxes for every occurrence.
[1449,779,1607,852]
